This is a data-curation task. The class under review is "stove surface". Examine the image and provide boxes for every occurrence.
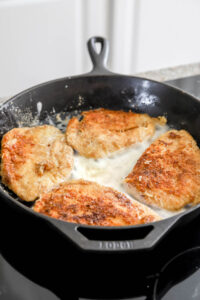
[0,74,200,300]
[166,74,200,99]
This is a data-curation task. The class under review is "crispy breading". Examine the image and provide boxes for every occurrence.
[66,108,166,158]
[1,125,74,201]
[33,179,161,226]
[124,130,200,210]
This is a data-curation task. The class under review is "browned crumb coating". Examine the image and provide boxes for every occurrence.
[33,179,161,226]
[125,130,200,210]
[66,108,166,158]
[1,125,74,201]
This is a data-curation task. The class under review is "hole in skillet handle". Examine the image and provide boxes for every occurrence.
[47,217,178,252]
[77,225,153,241]
[87,36,113,76]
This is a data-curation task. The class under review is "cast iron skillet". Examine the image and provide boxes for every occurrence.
[0,36,200,253]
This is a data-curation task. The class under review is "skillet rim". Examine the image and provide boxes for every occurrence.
[2,72,200,108]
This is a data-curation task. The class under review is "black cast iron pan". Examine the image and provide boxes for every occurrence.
[0,36,200,254]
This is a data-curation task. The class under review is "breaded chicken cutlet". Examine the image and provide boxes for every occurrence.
[124,130,200,210]
[1,125,74,201]
[33,179,161,226]
[66,108,166,158]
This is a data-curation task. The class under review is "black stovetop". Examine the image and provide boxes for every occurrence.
[1,75,200,300]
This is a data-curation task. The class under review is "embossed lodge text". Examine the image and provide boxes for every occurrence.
[99,241,134,250]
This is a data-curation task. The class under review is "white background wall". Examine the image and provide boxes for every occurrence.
[0,0,200,96]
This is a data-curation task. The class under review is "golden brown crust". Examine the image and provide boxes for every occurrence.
[1,125,74,201]
[66,108,166,158]
[33,179,161,226]
[124,130,200,210]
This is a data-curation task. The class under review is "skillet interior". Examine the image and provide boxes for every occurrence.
[0,74,200,217]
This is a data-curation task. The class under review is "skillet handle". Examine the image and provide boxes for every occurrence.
[87,36,112,75]
[47,217,178,252]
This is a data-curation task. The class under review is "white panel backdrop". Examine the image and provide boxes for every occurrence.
[0,0,200,96]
